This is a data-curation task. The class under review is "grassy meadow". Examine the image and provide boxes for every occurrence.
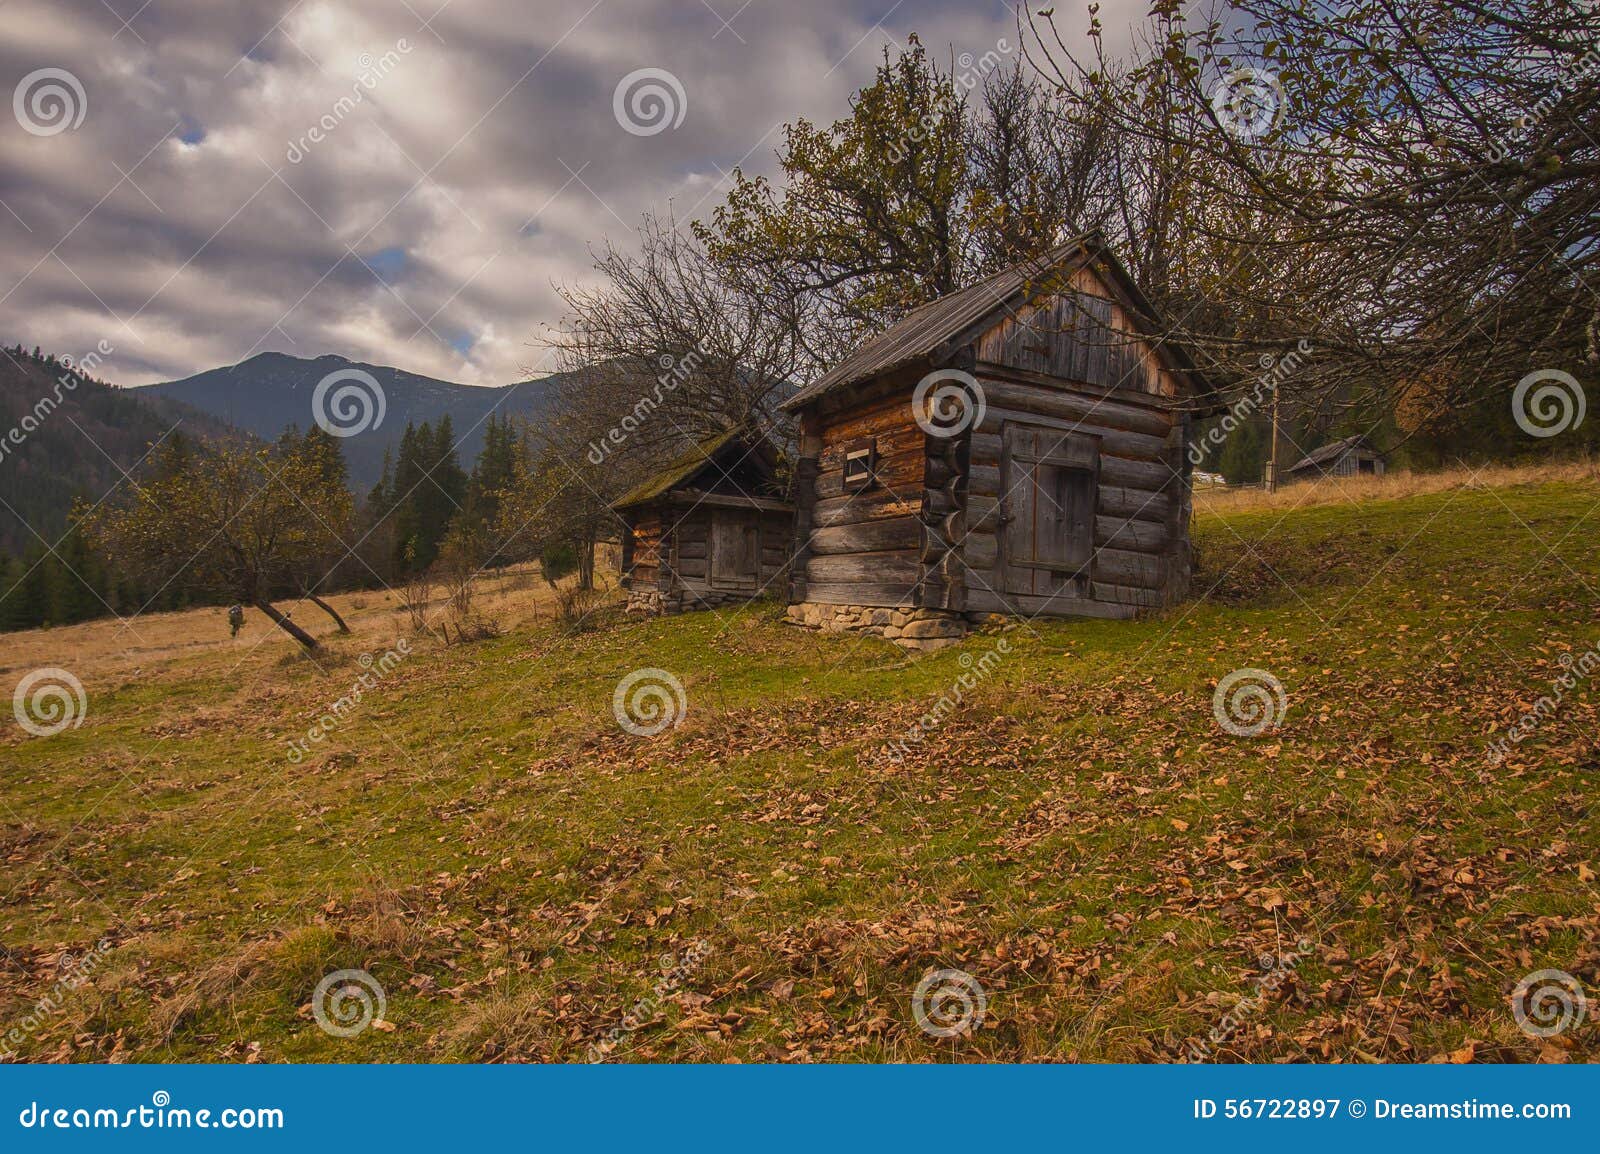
[1,464,1596,1063]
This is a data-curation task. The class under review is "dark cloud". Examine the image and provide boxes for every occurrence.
[0,0,1133,386]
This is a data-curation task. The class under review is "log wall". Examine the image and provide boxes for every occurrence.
[960,363,1185,617]
[798,384,927,606]
[626,501,792,612]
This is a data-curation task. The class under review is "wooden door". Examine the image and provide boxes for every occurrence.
[998,423,1099,599]
[709,510,758,587]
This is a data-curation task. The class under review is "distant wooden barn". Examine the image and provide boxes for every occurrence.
[614,431,793,614]
[781,234,1216,650]
[1285,434,1385,482]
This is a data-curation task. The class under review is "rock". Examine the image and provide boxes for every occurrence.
[903,617,966,640]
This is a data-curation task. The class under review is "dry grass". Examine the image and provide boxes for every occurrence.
[0,562,617,692]
[1195,457,1600,517]
[3,462,1596,1063]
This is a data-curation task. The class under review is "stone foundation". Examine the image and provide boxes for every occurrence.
[626,588,670,615]
[784,602,968,652]
[627,586,761,616]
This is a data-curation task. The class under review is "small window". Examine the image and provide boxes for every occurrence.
[843,438,876,490]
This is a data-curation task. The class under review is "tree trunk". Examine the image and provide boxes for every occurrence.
[254,599,319,650]
[307,592,351,633]
[578,531,595,591]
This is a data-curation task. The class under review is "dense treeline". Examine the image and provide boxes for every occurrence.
[0,345,245,631]
[0,529,203,632]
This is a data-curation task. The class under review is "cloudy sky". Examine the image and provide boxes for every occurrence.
[0,0,1140,388]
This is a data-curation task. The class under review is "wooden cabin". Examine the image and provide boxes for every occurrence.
[781,234,1216,650]
[1285,434,1385,482]
[614,431,794,615]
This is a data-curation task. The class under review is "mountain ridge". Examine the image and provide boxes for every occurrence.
[136,351,560,489]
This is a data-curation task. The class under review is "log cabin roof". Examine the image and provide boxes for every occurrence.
[610,429,786,511]
[780,231,1212,413]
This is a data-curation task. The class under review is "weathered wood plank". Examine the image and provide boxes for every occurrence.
[813,449,925,500]
[809,517,923,555]
[974,406,1166,461]
[1099,485,1173,523]
[967,494,1002,532]
[812,492,921,528]
[964,530,997,571]
[1092,546,1167,588]
[1094,515,1169,553]
[805,551,921,584]
[818,422,926,468]
[1091,581,1167,608]
[969,418,1164,468]
[801,581,919,606]
[973,378,1173,437]
[1100,454,1182,493]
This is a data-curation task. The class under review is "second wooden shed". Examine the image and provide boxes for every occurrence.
[615,431,794,615]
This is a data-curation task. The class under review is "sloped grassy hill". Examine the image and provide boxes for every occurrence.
[2,474,1595,1062]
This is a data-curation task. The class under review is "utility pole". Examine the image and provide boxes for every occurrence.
[1266,381,1280,493]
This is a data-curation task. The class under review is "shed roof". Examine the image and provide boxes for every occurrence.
[610,429,783,511]
[1287,434,1380,473]
[780,232,1210,412]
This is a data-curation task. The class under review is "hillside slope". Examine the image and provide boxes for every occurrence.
[138,352,558,489]
[1,468,1595,1063]
[0,350,237,557]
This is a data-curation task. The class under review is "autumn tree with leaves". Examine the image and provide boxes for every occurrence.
[81,431,356,650]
